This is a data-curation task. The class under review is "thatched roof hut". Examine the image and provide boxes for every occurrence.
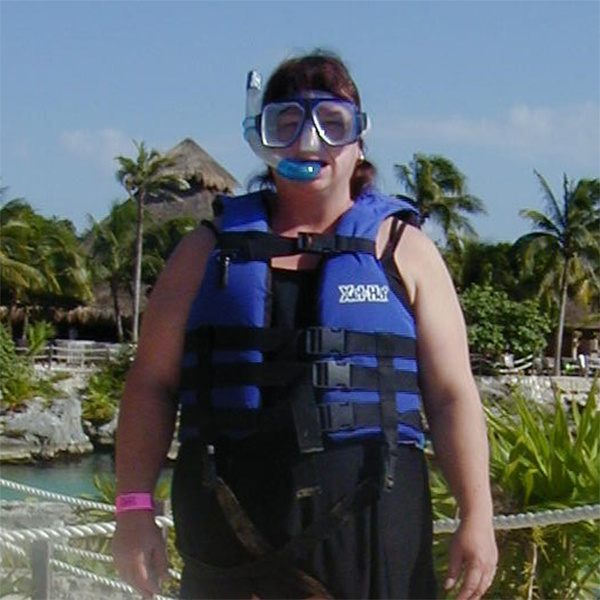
[144,138,241,223]
[160,138,239,192]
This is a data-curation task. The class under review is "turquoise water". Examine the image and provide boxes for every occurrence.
[0,453,173,502]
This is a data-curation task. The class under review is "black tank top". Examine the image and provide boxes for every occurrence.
[271,267,320,329]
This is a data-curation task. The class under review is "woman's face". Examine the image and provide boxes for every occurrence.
[270,91,362,197]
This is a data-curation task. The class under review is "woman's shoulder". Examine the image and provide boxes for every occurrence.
[391,223,452,306]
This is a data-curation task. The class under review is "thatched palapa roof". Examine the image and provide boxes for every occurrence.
[143,138,240,223]
[159,138,239,194]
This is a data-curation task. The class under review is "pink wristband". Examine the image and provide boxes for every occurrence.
[115,492,154,515]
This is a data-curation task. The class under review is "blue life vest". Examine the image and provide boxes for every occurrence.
[178,188,424,454]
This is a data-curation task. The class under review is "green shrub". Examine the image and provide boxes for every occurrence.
[460,284,551,360]
[25,320,56,358]
[0,323,62,409]
[81,347,134,425]
[0,323,36,408]
[430,385,600,599]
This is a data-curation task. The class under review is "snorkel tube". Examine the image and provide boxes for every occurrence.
[242,71,322,181]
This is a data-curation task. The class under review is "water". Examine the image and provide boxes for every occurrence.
[0,453,173,502]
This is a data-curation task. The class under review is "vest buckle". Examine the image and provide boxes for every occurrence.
[313,361,351,388]
[305,327,345,355]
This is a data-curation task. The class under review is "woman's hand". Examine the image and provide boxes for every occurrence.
[444,517,498,600]
[112,512,169,599]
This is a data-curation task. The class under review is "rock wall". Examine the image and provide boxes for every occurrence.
[476,375,596,407]
[0,396,93,462]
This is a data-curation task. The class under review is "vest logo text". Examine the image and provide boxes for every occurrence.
[338,284,389,303]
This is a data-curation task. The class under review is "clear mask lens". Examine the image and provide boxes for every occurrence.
[261,99,360,148]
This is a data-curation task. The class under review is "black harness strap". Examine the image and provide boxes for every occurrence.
[212,476,334,598]
[184,325,417,358]
[182,470,379,595]
[217,231,376,260]
[378,356,400,492]
[180,361,420,393]
[180,403,422,440]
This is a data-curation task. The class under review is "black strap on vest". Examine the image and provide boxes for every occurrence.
[184,325,417,359]
[180,402,422,438]
[217,230,376,260]
[180,360,419,394]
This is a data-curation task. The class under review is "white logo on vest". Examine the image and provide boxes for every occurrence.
[338,284,389,303]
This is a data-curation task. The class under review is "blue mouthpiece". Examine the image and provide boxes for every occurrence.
[276,160,322,181]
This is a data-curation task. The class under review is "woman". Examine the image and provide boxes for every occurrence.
[112,51,497,600]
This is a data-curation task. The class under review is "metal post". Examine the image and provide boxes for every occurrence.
[31,540,52,600]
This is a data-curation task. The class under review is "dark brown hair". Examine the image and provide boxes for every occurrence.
[248,50,377,197]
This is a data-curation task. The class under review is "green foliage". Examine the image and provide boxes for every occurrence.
[0,197,92,307]
[0,323,34,409]
[443,239,524,296]
[460,284,551,359]
[81,347,135,425]
[25,320,56,358]
[431,385,600,599]
[486,389,598,509]
[0,324,62,410]
[486,385,600,599]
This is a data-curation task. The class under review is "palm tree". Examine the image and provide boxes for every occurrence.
[115,141,190,342]
[0,199,44,336]
[514,171,599,375]
[1,196,93,338]
[87,200,137,342]
[394,153,486,244]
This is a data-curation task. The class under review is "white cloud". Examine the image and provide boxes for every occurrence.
[379,102,600,169]
[59,128,135,174]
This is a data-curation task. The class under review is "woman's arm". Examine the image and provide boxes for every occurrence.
[394,226,498,600]
[112,225,216,598]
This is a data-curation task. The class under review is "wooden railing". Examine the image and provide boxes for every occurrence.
[16,340,130,372]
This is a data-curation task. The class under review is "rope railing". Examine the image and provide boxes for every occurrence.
[0,478,115,512]
[50,557,177,600]
[0,537,28,559]
[433,503,600,534]
[2,477,598,536]
[53,542,114,563]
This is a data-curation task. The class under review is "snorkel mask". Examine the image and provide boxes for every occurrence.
[243,70,370,181]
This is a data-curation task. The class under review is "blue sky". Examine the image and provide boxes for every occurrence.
[1,1,598,242]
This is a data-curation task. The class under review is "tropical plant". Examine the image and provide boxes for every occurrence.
[442,239,523,295]
[115,141,190,342]
[394,153,486,244]
[25,320,56,358]
[486,386,599,599]
[460,284,551,361]
[514,172,599,375]
[430,385,599,599]
[86,199,138,342]
[81,346,135,425]
[0,323,60,409]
